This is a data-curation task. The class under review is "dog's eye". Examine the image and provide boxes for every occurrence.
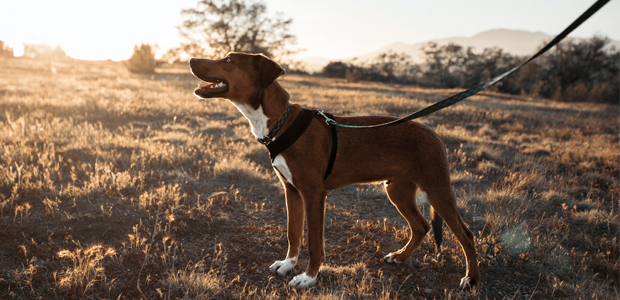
[225,57,231,63]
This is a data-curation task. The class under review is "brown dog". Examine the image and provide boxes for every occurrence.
[189,53,480,289]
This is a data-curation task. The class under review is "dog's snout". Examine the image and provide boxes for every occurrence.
[189,58,197,66]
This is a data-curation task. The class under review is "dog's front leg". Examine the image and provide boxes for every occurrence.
[270,183,303,276]
[289,187,327,289]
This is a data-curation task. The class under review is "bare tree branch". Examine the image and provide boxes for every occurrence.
[177,0,298,60]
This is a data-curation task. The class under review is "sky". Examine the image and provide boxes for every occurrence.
[0,0,618,61]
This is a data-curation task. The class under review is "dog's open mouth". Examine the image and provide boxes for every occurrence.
[194,78,229,97]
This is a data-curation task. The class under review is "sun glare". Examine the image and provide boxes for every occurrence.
[1,0,185,61]
[1,1,618,60]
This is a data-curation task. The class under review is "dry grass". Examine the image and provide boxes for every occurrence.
[0,57,618,299]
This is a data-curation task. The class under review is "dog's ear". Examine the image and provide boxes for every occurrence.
[253,54,285,88]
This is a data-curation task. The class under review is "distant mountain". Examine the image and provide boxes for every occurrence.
[300,29,620,73]
[356,29,552,63]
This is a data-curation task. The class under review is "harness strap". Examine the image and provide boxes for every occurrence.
[322,112,338,179]
[266,108,315,161]
[265,108,338,180]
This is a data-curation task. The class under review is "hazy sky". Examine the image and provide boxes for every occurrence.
[1,0,618,61]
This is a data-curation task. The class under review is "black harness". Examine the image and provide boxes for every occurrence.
[259,108,338,180]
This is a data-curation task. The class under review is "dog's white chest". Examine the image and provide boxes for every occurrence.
[272,155,293,184]
[232,103,270,138]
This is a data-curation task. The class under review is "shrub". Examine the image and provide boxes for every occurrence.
[367,51,418,83]
[0,41,13,57]
[345,65,366,82]
[125,44,160,74]
[520,36,620,104]
[322,61,348,78]
[22,42,66,60]
[323,53,419,83]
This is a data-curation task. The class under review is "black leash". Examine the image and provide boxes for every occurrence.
[318,0,611,129]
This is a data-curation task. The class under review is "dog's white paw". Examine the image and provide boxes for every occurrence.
[269,257,297,276]
[289,272,317,289]
[459,277,472,289]
[383,253,401,264]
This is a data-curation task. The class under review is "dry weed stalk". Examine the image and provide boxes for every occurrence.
[56,244,117,295]
[0,57,617,299]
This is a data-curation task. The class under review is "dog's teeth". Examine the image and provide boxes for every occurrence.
[201,81,226,89]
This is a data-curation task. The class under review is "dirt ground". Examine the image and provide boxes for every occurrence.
[0,57,618,299]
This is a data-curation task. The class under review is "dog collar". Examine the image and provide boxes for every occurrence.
[257,103,291,145]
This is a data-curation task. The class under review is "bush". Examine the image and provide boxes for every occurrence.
[517,36,619,104]
[22,42,66,60]
[322,53,419,84]
[463,47,521,93]
[345,66,367,82]
[368,51,418,83]
[322,61,348,78]
[125,44,161,74]
[0,41,13,57]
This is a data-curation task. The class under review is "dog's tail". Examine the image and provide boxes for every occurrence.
[431,207,443,251]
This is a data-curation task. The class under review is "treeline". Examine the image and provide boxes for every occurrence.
[0,41,67,60]
[321,36,619,104]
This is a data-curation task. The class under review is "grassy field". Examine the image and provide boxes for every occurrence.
[0,57,617,299]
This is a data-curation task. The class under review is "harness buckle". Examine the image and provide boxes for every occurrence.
[257,136,273,145]
[316,110,335,126]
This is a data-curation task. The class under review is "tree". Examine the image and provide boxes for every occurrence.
[517,36,619,103]
[464,47,521,93]
[177,0,298,59]
[422,42,473,88]
[369,51,415,83]
[543,36,617,92]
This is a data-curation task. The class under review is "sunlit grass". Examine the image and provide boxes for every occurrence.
[0,56,617,299]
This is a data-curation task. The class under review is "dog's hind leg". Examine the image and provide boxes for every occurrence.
[424,187,480,289]
[383,179,430,264]
[270,183,303,276]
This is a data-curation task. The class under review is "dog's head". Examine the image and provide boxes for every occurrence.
[189,53,285,106]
